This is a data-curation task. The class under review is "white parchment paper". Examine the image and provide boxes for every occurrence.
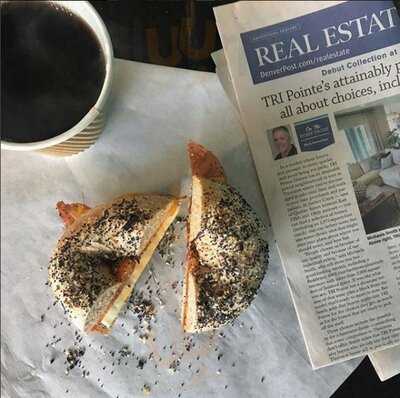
[1,59,360,398]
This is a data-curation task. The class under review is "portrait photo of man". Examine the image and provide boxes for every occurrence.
[271,126,298,160]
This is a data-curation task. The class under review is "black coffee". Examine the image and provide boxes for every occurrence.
[1,1,106,143]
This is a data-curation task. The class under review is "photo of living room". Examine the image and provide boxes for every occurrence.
[335,95,400,235]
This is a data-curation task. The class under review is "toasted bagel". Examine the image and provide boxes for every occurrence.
[49,193,180,333]
[182,143,268,332]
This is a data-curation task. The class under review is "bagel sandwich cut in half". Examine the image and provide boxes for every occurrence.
[49,193,181,334]
[182,142,268,333]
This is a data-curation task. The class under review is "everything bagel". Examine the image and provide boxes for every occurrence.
[48,193,180,334]
[182,142,268,332]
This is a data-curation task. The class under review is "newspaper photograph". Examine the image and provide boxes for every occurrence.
[214,1,400,369]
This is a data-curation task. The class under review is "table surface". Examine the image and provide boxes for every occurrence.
[2,1,400,396]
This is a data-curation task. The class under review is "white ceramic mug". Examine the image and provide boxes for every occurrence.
[1,1,113,156]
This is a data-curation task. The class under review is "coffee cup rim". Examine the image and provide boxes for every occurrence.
[1,1,113,152]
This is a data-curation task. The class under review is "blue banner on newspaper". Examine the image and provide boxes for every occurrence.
[295,115,334,152]
[240,1,400,84]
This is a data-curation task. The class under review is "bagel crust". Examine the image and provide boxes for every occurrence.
[183,176,268,332]
[49,193,180,332]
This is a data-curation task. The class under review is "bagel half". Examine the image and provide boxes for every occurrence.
[182,142,268,332]
[49,193,180,334]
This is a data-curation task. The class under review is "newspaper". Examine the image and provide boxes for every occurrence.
[212,47,400,382]
[214,0,400,370]
[370,345,400,381]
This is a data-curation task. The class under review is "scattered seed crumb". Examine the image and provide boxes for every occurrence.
[142,384,151,395]
[65,347,85,371]
[168,359,180,374]
[137,358,147,370]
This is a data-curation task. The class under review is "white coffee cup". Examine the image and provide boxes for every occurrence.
[1,1,113,156]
